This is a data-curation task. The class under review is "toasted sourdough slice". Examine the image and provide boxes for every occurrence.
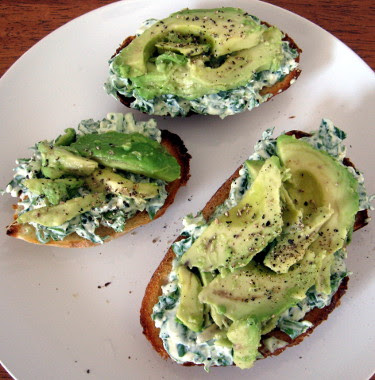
[6,130,191,248]
[111,29,302,115]
[140,130,368,364]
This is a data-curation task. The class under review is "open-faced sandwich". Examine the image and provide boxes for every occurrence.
[140,119,372,370]
[105,7,301,118]
[3,113,190,247]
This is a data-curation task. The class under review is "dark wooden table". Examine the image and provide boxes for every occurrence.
[0,0,374,378]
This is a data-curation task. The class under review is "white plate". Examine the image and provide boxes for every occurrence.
[0,1,374,379]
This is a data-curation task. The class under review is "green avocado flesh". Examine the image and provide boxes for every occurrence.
[54,128,76,146]
[17,193,105,227]
[176,266,204,332]
[276,135,359,256]
[227,318,261,369]
[23,177,84,206]
[113,8,284,99]
[198,250,317,322]
[264,206,334,273]
[85,168,159,200]
[173,135,359,369]
[70,132,180,182]
[38,142,98,179]
[181,156,283,271]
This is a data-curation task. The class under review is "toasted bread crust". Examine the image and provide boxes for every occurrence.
[6,130,191,248]
[112,28,302,116]
[140,130,368,365]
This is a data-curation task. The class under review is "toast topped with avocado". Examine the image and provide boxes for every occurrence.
[4,113,190,247]
[140,119,372,370]
[105,8,301,118]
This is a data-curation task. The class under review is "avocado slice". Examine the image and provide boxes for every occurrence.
[244,159,264,180]
[54,128,76,146]
[85,168,159,201]
[17,193,105,227]
[155,41,210,57]
[180,156,283,272]
[200,270,231,329]
[276,135,359,256]
[38,142,98,179]
[175,266,204,332]
[245,159,335,273]
[112,8,284,100]
[227,318,261,369]
[264,206,334,273]
[199,250,318,322]
[114,8,265,77]
[246,159,303,228]
[315,250,335,294]
[23,177,84,205]
[70,132,180,182]
[189,27,283,91]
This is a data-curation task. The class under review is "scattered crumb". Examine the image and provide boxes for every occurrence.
[86,369,90,374]
[152,237,159,243]
[129,290,132,294]
[128,356,131,359]
[72,293,79,298]
[289,115,296,119]
[299,356,303,359]
[163,224,167,229]
[131,231,137,235]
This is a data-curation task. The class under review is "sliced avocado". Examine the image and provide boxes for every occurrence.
[200,270,231,329]
[85,168,159,200]
[244,159,264,180]
[200,270,214,287]
[279,181,303,227]
[175,266,204,332]
[181,156,283,272]
[54,128,76,146]
[264,206,334,273]
[17,193,105,227]
[155,41,210,57]
[246,159,302,227]
[112,8,285,99]
[199,250,318,322]
[70,132,180,182]
[315,251,335,294]
[227,318,261,369]
[247,157,332,274]
[38,142,98,179]
[276,135,359,256]
[214,331,233,348]
[189,27,283,91]
[261,314,280,335]
[23,177,84,205]
[114,8,265,77]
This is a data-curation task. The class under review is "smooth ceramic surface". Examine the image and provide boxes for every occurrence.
[0,1,374,379]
